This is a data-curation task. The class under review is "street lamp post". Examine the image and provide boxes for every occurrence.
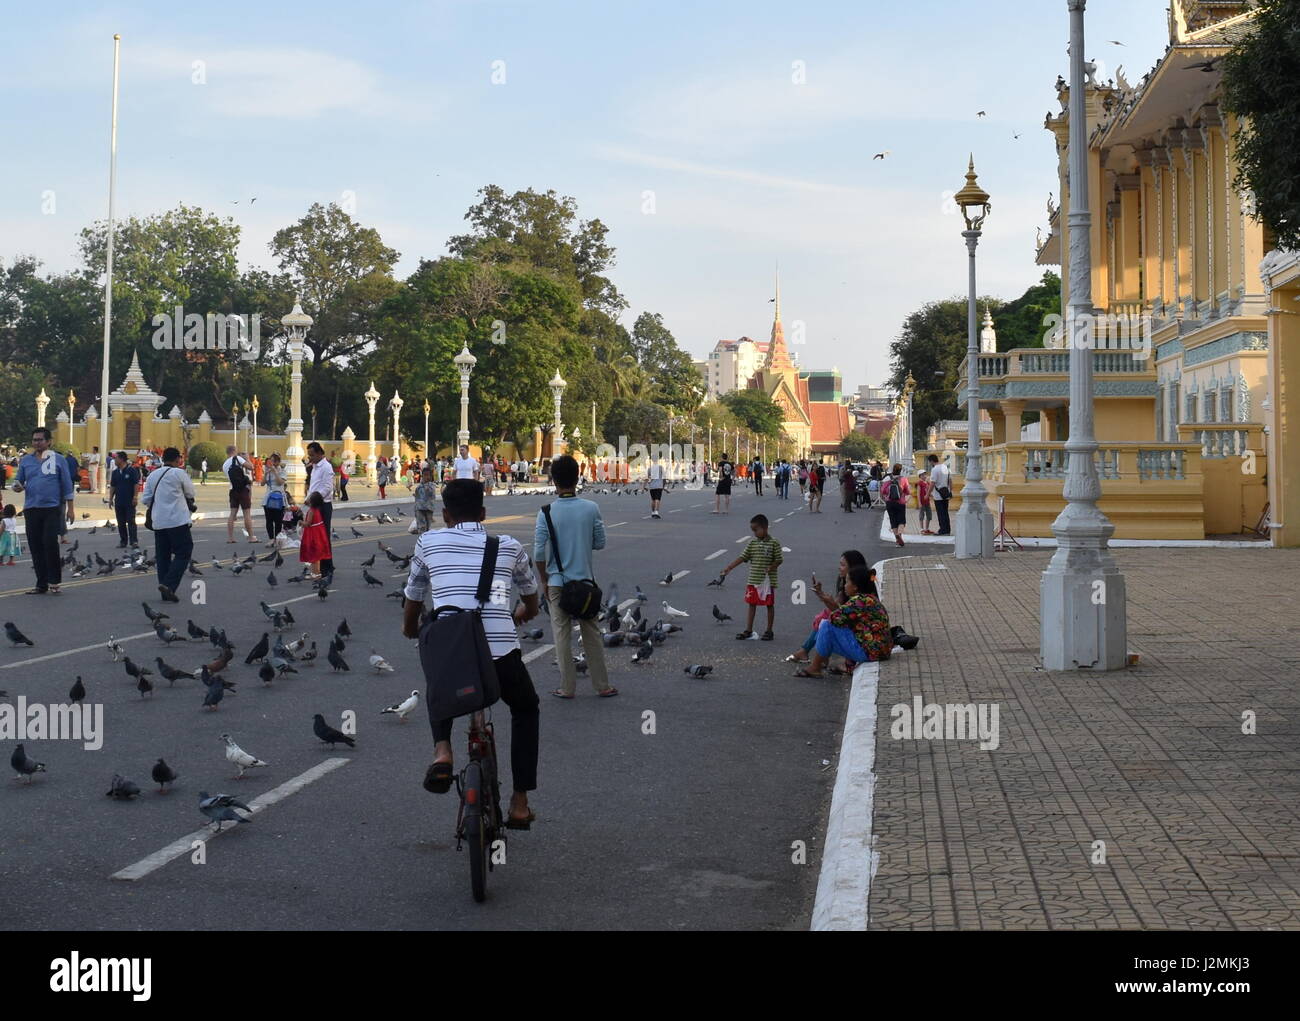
[35,388,50,428]
[423,398,430,462]
[454,345,477,449]
[251,395,260,459]
[1042,0,1127,670]
[549,370,566,456]
[953,157,996,559]
[231,401,240,451]
[310,406,317,445]
[390,391,403,461]
[364,381,380,485]
[281,297,313,491]
[901,372,916,470]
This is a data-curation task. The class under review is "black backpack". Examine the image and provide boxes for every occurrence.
[886,476,903,503]
[228,459,250,491]
[417,536,502,719]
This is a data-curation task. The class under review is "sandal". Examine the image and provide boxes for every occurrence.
[549,689,575,699]
[784,653,807,662]
[422,761,453,794]
[793,668,825,678]
[505,809,536,831]
[735,630,753,640]
[598,687,619,698]
[761,630,774,641]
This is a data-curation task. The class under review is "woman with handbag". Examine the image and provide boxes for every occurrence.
[140,446,197,603]
[262,452,287,545]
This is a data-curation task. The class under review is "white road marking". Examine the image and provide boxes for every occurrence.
[111,758,351,881]
[660,570,691,583]
[782,547,792,553]
[736,537,749,543]
[608,522,627,528]
[668,508,683,513]
[704,549,728,561]
[521,643,554,664]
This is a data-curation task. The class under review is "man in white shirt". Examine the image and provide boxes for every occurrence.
[454,444,480,481]
[927,453,952,536]
[306,441,337,576]
[222,446,256,543]
[647,457,666,518]
[141,446,196,603]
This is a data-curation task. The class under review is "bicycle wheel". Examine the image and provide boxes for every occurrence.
[463,761,488,902]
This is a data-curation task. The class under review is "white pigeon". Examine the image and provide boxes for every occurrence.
[107,635,124,661]
[381,690,420,721]
[662,600,690,618]
[221,733,268,779]
[285,632,309,656]
[369,650,395,674]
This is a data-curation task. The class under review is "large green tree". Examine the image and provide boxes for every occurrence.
[632,311,705,414]
[721,388,783,436]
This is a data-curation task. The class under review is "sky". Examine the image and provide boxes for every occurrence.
[0,0,1176,394]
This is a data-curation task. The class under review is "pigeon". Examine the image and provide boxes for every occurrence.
[199,791,251,830]
[658,572,675,586]
[684,664,714,678]
[873,151,891,160]
[4,622,33,647]
[281,606,296,626]
[258,662,275,685]
[267,570,278,587]
[186,620,208,641]
[106,774,142,799]
[377,541,392,552]
[662,601,689,618]
[272,636,294,661]
[123,656,151,682]
[369,650,395,674]
[258,550,277,563]
[202,673,225,711]
[211,558,224,570]
[287,573,305,585]
[604,583,620,608]
[327,646,350,672]
[274,553,284,568]
[11,744,45,782]
[362,570,384,587]
[141,602,169,624]
[62,675,84,708]
[520,627,544,641]
[245,633,270,664]
[151,758,178,791]
[313,713,355,748]
[601,631,625,647]
[317,584,330,600]
[635,585,648,602]
[631,641,654,664]
[271,656,298,677]
[222,734,267,778]
[231,562,248,575]
[154,621,183,644]
[204,646,234,675]
[351,527,364,538]
[137,672,154,697]
[361,553,376,568]
[155,657,189,685]
[572,654,589,674]
[337,619,352,638]
[712,604,732,624]
[382,690,420,721]
[707,574,726,587]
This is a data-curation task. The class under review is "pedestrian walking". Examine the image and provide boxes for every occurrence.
[534,455,617,699]
[10,426,74,594]
[793,565,891,678]
[0,504,21,566]
[376,456,390,500]
[401,479,542,830]
[339,457,351,501]
[305,442,336,578]
[927,454,952,536]
[223,446,256,543]
[58,449,80,544]
[200,458,209,485]
[454,444,480,481]
[752,458,765,495]
[109,451,140,548]
[797,461,808,500]
[299,491,331,579]
[718,513,782,641]
[713,453,735,513]
[141,446,196,604]
[413,466,438,533]
[883,463,910,546]
[917,469,934,534]
[482,457,495,495]
[808,462,825,513]
[647,457,666,518]
[840,461,856,513]
[261,452,287,544]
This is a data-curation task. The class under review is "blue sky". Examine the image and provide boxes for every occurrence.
[0,0,1174,392]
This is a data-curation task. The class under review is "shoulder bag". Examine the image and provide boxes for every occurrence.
[144,467,196,530]
[541,503,602,619]
[417,535,503,720]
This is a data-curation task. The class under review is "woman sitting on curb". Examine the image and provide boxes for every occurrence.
[793,565,890,678]
[786,550,868,670]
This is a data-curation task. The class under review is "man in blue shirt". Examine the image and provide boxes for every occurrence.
[11,427,75,595]
[533,455,616,700]
[109,451,141,548]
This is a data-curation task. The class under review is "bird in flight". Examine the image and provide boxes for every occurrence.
[977,110,986,118]
[1186,57,1222,73]
[1107,39,1124,46]
[873,151,891,160]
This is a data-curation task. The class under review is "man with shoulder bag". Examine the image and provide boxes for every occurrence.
[927,453,952,536]
[401,480,541,830]
[141,446,197,603]
[534,455,617,700]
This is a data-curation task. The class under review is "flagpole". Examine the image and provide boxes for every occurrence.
[98,33,121,495]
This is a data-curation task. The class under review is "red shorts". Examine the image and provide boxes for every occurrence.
[744,584,774,607]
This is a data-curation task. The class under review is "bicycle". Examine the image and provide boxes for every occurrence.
[454,708,505,902]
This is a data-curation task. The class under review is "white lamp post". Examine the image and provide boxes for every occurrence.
[953,157,996,559]
[35,388,50,428]
[364,381,380,485]
[390,390,404,461]
[454,345,477,448]
[282,297,313,490]
[251,394,260,459]
[1041,0,1128,670]
[549,369,566,455]
[423,397,431,463]
[231,401,240,452]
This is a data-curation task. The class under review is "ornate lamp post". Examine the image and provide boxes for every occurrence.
[390,390,404,461]
[454,345,477,448]
[310,405,317,445]
[549,370,566,456]
[953,157,996,559]
[35,388,50,428]
[231,401,240,451]
[901,371,917,470]
[1041,0,1127,670]
[364,381,380,485]
[423,398,431,463]
[66,390,76,449]
[251,394,260,459]
[281,297,313,490]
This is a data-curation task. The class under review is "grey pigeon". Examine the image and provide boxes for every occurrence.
[154,621,182,644]
[631,641,654,664]
[521,627,544,641]
[271,655,298,676]
[141,602,169,624]
[635,585,648,601]
[107,774,142,799]
[137,672,154,698]
[10,743,45,782]
[259,662,275,685]
[202,673,224,711]
[186,619,207,641]
[267,570,278,587]
[684,664,714,678]
[658,571,675,586]
[198,791,251,830]
[601,631,625,647]
[362,569,384,587]
[155,657,188,685]
[69,675,85,703]
[4,622,33,647]
[151,758,178,791]
[259,601,279,620]
[712,604,732,624]
[299,642,318,667]
[313,713,355,748]
[361,554,375,567]
[351,527,364,538]
[327,646,350,672]
[123,656,152,682]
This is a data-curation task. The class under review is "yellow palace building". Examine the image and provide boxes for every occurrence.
[927,1,1298,543]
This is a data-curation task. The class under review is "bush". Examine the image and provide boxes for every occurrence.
[187,441,226,473]
[51,441,81,460]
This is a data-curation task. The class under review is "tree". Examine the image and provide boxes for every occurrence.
[632,311,706,414]
[270,202,400,366]
[0,362,50,447]
[992,271,1061,350]
[721,388,784,436]
[1222,0,1300,250]
[840,432,885,462]
[603,397,667,445]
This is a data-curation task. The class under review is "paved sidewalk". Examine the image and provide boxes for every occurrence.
[868,546,1300,930]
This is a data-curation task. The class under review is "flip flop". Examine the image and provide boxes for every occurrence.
[793,668,825,678]
[422,761,453,794]
[598,687,619,698]
[505,810,535,831]
[550,689,575,699]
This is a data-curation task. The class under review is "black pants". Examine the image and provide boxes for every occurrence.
[318,500,334,574]
[264,506,284,541]
[114,502,138,545]
[25,506,62,590]
[155,524,193,593]
[428,649,539,791]
[339,477,349,501]
[754,476,763,494]
[934,498,951,535]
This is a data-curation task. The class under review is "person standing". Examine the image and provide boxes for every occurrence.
[647,457,666,518]
[0,504,20,565]
[140,446,195,603]
[883,463,910,547]
[339,456,352,501]
[109,451,140,548]
[752,458,764,495]
[713,453,734,514]
[718,513,782,641]
[299,491,331,579]
[927,454,952,536]
[797,460,809,501]
[413,466,438,532]
[808,462,824,513]
[223,446,255,543]
[200,457,209,485]
[454,444,480,481]
[261,452,287,544]
[376,456,390,500]
[917,469,935,534]
[88,446,102,494]
[59,449,80,544]
[305,442,336,578]
[481,456,496,496]
[840,461,856,513]
[534,455,617,700]
[11,427,74,594]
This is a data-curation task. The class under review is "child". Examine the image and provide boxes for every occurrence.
[0,504,20,565]
[299,492,331,578]
[413,467,438,533]
[794,565,890,678]
[719,514,783,641]
[917,469,934,534]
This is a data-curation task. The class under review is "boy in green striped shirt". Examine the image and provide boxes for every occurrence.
[720,514,782,641]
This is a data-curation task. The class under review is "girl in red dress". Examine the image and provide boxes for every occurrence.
[299,492,331,578]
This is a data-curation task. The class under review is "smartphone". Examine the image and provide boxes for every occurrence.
[811,572,819,587]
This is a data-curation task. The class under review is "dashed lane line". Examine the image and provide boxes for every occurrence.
[704,549,728,560]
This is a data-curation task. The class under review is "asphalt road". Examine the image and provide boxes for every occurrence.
[0,481,893,930]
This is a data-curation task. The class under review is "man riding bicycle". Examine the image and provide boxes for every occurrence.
[401,479,541,829]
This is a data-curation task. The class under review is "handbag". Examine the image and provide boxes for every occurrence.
[541,503,602,619]
[417,536,503,720]
[144,467,194,530]
[265,489,285,510]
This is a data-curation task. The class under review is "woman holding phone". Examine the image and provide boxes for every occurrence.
[785,550,870,668]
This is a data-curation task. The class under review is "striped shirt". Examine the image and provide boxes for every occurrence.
[403,522,537,659]
[739,535,783,586]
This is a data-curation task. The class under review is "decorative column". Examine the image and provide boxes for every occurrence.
[65,390,76,446]
[549,370,566,455]
[340,426,356,466]
[250,395,260,459]
[423,398,430,462]
[953,157,995,559]
[281,298,313,490]
[1041,0,1127,671]
[389,391,403,461]
[454,345,477,449]
[364,381,380,484]
[35,388,50,428]
[901,372,917,469]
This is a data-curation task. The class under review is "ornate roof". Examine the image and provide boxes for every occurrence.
[107,350,166,414]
